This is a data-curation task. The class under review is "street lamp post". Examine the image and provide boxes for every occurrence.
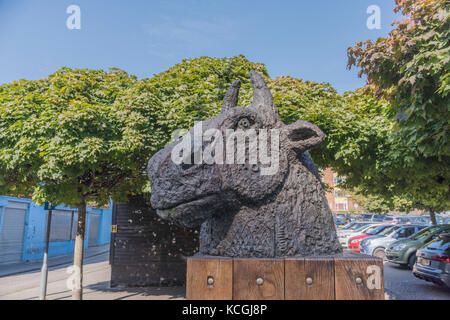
[39,202,54,300]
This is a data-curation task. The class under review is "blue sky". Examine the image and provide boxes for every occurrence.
[0,0,402,93]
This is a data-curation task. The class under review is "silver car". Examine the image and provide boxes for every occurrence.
[360,225,424,259]
[338,223,381,248]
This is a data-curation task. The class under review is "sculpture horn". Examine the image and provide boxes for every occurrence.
[222,80,241,113]
[249,70,277,114]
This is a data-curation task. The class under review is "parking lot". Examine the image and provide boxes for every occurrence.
[337,214,450,298]
[384,261,450,299]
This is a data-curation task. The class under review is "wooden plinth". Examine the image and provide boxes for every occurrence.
[186,253,384,300]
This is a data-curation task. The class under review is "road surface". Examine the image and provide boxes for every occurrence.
[384,261,450,300]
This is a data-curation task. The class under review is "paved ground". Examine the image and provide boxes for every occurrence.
[0,247,449,300]
[0,244,110,278]
[0,249,184,300]
[384,261,450,300]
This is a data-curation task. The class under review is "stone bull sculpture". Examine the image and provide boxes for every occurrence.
[147,71,342,257]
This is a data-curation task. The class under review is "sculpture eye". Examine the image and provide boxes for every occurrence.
[237,117,251,129]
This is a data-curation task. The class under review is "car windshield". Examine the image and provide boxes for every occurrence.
[340,222,356,230]
[362,225,380,233]
[410,225,442,241]
[396,217,411,222]
[367,225,391,235]
[424,234,450,251]
[351,223,370,231]
[378,225,399,236]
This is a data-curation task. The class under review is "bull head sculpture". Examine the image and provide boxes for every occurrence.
[147,71,342,257]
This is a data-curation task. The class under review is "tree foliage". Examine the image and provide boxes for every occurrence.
[1,54,447,216]
[147,55,269,131]
[147,56,419,212]
[348,0,449,159]
[0,67,162,206]
[349,190,415,214]
[347,0,449,215]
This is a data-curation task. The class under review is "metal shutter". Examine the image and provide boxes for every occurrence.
[0,207,27,264]
[71,211,78,240]
[88,214,100,247]
[46,210,72,241]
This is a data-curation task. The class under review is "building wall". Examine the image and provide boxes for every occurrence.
[0,195,112,264]
[110,195,199,287]
[98,207,112,246]
[322,168,364,213]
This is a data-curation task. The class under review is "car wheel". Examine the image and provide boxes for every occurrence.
[373,248,386,261]
[407,254,416,270]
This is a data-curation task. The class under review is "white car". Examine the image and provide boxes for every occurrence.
[336,222,372,236]
[338,223,381,248]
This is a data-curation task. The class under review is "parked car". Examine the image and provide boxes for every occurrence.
[335,213,352,224]
[413,233,450,288]
[338,223,380,248]
[335,213,348,220]
[334,218,346,228]
[441,217,450,224]
[410,216,432,226]
[382,215,395,223]
[348,224,395,252]
[391,216,418,225]
[337,221,372,233]
[371,215,386,222]
[360,225,426,259]
[385,224,450,269]
[357,213,374,221]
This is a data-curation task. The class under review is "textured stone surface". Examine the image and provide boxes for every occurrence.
[147,71,342,257]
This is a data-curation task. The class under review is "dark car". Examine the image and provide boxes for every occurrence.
[335,213,352,223]
[334,218,346,228]
[413,233,450,287]
[371,215,385,222]
[357,213,374,221]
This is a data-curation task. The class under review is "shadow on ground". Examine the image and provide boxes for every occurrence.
[0,249,109,278]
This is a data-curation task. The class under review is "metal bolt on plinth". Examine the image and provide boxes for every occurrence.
[256,277,264,286]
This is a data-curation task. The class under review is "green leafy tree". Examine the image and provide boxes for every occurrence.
[349,191,415,214]
[146,55,269,131]
[0,67,163,299]
[347,0,450,223]
[144,56,422,213]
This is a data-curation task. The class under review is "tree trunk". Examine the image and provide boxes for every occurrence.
[429,208,437,226]
[72,200,87,300]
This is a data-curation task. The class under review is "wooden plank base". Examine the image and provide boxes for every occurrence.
[233,259,284,300]
[186,254,384,300]
[186,257,233,300]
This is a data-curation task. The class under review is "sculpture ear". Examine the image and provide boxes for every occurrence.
[285,121,324,152]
